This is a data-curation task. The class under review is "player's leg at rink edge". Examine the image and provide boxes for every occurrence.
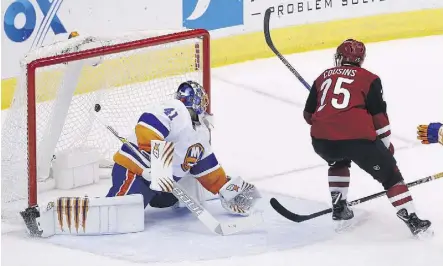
[107,163,178,208]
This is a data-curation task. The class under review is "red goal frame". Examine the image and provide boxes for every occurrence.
[25,29,211,207]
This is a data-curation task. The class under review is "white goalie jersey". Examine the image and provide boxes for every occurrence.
[113,99,228,194]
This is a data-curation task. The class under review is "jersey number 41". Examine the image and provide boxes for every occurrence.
[164,108,178,120]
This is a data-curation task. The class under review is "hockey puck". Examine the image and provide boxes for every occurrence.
[94,104,101,112]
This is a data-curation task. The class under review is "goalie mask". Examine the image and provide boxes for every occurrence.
[176,81,209,115]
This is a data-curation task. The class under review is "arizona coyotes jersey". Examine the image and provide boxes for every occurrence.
[113,99,227,194]
[304,65,390,142]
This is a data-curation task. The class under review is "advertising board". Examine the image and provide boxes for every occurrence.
[2,0,442,109]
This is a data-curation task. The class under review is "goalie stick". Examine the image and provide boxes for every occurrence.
[93,104,263,235]
[271,172,443,223]
[263,8,310,90]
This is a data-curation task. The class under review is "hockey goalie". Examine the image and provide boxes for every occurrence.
[21,81,261,237]
[107,80,261,212]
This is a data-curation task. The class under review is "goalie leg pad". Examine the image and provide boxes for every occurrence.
[107,163,158,207]
[26,194,144,237]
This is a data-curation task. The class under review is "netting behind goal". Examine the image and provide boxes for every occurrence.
[1,29,210,220]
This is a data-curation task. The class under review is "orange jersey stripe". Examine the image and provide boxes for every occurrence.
[197,167,228,194]
[135,124,164,152]
[113,152,144,176]
[117,170,136,196]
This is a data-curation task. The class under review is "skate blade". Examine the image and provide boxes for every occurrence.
[334,219,355,233]
[414,227,435,240]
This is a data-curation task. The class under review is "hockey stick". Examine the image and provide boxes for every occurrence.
[263,8,311,90]
[271,172,443,223]
[264,7,441,223]
[93,104,263,235]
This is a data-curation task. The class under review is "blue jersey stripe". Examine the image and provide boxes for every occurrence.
[120,142,150,168]
[190,153,219,176]
[138,113,170,138]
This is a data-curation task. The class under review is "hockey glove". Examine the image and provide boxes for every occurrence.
[417,122,443,144]
[219,176,261,216]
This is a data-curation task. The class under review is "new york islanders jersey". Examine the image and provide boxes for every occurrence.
[113,99,227,194]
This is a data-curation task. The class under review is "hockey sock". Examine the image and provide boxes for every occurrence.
[387,182,416,214]
[328,167,350,200]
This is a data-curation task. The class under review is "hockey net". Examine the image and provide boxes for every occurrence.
[1,29,211,221]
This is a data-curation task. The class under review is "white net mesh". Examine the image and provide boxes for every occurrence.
[1,29,208,220]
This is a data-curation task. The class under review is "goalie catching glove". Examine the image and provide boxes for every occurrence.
[417,122,443,145]
[218,176,261,216]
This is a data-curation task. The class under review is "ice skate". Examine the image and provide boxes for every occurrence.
[331,191,354,221]
[396,208,433,237]
[331,192,355,232]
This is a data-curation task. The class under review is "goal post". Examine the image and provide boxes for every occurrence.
[1,29,211,220]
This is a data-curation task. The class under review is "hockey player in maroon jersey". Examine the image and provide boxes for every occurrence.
[303,39,432,236]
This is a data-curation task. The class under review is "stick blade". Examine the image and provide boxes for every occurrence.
[270,198,306,223]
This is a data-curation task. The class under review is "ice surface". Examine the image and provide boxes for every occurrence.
[2,35,443,266]
[5,193,368,263]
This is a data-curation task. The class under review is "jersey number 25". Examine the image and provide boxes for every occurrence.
[317,77,353,112]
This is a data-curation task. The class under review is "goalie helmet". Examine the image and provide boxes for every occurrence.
[334,39,366,67]
[176,81,208,115]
